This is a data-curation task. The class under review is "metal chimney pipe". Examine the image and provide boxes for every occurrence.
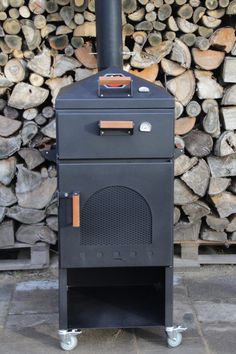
[95,0,123,71]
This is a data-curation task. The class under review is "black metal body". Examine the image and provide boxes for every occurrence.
[95,0,123,70]
[56,0,175,337]
[56,67,175,331]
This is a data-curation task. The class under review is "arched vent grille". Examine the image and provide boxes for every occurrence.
[80,186,152,246]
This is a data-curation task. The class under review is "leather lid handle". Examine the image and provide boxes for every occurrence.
[72,194,80,228]
[99,76,132,86]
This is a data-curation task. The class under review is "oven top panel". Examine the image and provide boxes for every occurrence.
[56,67,174,110]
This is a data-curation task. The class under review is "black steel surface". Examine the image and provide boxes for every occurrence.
[57,109,174,160]
[58,160,173,268]
[95,0,123,71]
[55,68,174,110]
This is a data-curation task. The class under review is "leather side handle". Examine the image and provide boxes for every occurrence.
[72,193,80,228]
[99,120,134,130]
[99,76,132,86]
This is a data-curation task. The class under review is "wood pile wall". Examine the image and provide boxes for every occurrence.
[0,0,236,251]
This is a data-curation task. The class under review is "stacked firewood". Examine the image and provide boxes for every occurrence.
[0,0,236,248]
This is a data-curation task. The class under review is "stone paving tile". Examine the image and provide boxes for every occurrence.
[193,301,236,323]
[185,275,236,302]
[202,324,236,354]
[138,337,206,354]
[9,289,58,315]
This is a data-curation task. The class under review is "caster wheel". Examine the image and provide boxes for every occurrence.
[60,335,78,351]
[167,332,182,348]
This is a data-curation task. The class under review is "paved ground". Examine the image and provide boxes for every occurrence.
[0,265,235,354]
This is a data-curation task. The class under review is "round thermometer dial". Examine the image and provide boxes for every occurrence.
[139,122,152,132]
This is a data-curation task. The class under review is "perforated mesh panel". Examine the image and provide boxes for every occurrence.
[80,186,152,246]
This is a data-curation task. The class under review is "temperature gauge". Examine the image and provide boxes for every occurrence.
[139,122,152,132]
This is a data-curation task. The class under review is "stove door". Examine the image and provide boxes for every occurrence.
[58,160,173,268]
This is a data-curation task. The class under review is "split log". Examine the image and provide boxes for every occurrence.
[144,40,173,64]
[0,207,6,222]
[46,216,58,231]
[221,84,236,106]
[7,206,45,224]
[42,106,54,119]
[23,108,38,120]
[16,224,57,244]
[34,114,47,126]
[201,227,227,242]
[192,48,225,70]
[46,76,73,105]
[0,183,17,206]
[174,179,199,205]
[208,177,231,196]
[0,157,16,185]
[130,64,159,82]
[176,18,198,33]
[180,33,196,47]
[4,58,26,82]
[210,27,235,53]
[226,0,236,15]
[214,131,236,157]
[222,57,236,83]
[207,154,236,177]
[18,148,45,169]
[175,117,196,135]
[46,198,58,216]
[3,18,21,34]
[206,214,229,232]
[194,36,210,50]
[221,107,236,130]
[21,121,38,145]
[202,15,221,29]
[175,136,185,149]
[3,106,19,120]
[171,38,191,68]
[27,47,51,77]
[22,25,41,51]
[175,101,184,118]
[182,201,211,222]
[0,115,21,137]
[41,119,56,139]
[210,192,236,218]
[0,220,14,247]
[186,101,201,117]
[226,215,236,233]
[29,73,44,87]
[174,206,181,225]
[161,58,186,76]
[73,21,96,37]
[74,42,97,69]
[51,55,81,77]
[193,7,206,23]
[167,70,195,106]
[174,220,201,241]
[174,154,198,176]
[178,4,193,19]
[75,68,95,81]
[0,135,21,159]
[207,9,225,18]
[202,99,218,113]
[29,0,46,15]
[181,159,210,197]
[195,70,223,99]
[203,106,220,138]
[16,166,57,209]
[183,130,213,157]
[8,83,49,109]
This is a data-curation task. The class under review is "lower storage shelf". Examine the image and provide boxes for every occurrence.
[67,284,165,329]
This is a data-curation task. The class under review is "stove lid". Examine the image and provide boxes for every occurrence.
[56,67,174,110]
